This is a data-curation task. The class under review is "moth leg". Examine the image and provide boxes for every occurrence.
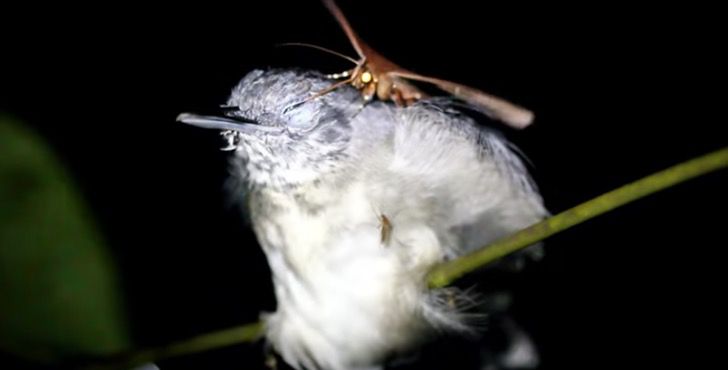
[390,87,405,107]
[376,75,393,101]
[361,81,377,101]
[304,77,355,104]
[397,83,424,106]
[325,69,354,80]
[306,63,365,104]
[387,75,424,106]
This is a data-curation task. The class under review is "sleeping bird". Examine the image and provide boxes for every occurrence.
[178,69,547,370]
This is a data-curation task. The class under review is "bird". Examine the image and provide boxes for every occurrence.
[177,68,547,370]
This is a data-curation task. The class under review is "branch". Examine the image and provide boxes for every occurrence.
[84,322,263,370]
[88,147,728,369]
[427,146,728,288]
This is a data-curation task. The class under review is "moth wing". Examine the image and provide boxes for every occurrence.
[322,0,367,59]
[389,71,535,129]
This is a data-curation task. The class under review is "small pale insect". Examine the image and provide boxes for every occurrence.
[378,213,393,246]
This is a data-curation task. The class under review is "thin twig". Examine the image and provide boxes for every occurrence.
[427,146,728,288]
[85,322,263,370]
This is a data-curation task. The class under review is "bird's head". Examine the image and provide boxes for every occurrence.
[178,69,365,189]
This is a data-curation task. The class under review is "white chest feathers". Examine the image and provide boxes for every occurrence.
[251,182,445,370]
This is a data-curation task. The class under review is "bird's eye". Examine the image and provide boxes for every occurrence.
[282,104,318,132]
[360,71,373,84]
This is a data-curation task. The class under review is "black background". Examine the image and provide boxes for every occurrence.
[1,1,726,369]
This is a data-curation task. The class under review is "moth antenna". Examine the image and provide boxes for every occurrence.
[277,42,359,65]
[321,0,366,59]
[388,71,535,129]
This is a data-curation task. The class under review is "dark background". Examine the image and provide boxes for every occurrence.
[2,1,726,369]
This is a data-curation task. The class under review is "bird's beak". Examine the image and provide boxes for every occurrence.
[176,113,283,134]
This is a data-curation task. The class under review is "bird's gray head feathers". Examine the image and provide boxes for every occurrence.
[179,69,367,189]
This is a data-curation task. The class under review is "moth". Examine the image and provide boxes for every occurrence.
[293,0,535,129]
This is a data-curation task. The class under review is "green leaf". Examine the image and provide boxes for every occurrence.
[0,115,130,363]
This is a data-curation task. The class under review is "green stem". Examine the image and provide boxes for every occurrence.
[427,146,728,288]
[91,147,728,369]
[85,322,263,370]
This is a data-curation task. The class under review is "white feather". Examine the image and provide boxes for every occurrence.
[241,99,546,369]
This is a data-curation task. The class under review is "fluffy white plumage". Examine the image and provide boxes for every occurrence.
[180,69,547,370]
